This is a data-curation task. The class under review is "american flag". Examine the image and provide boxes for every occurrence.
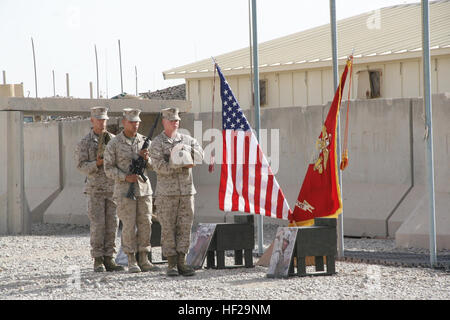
[216,64,292,220]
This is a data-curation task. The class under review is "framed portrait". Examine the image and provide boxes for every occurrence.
[267,227,298,278]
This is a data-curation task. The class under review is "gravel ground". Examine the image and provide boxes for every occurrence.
[0,223,448,300]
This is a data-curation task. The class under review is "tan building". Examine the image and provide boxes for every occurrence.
[163,1,450,113]
[0,84,24,98]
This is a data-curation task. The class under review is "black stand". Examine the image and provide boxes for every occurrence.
[206,215,255,269]
[291,218,337,277]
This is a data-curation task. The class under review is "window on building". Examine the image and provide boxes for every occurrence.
[369,71,381,98]
[260,79,267,106]
[357,70,382,99]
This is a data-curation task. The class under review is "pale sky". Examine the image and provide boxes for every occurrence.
[0,0,419,99]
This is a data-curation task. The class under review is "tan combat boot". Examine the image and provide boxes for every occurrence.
[166,256,179,277]
[103,256,125,272]
[127,253,141,273]
[177,253,195,277]
[138,252,159,272]
[94,257,106,272]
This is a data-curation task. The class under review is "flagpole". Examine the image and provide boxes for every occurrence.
[251,0,264,256]
[421,0,437,267]
[330,0,344,259]
[248,0,254,107]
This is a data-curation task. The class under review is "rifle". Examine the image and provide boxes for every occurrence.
[126,112,161,200]
[97,132,111,160]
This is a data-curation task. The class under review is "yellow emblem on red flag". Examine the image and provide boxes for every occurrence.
[289,57,353,226]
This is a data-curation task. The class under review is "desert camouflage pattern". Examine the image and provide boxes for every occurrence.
[75,129,115,194]
[155,195,194,257]
[149,131,204,196]
[103,131,153,200]
[103,130,154,255]
[116,196,152,254]
[75,129,117,259]
[87,195,118,258]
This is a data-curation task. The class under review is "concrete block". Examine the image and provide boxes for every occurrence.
[24,121,60,222]
[0,112,7,233]
[387,185,424,237]
[43,187,88,225]
[26,187,60,222]
[395,190,450,250]
[342,182,411,237]
[6,94,447,250]
[5,111,30,234]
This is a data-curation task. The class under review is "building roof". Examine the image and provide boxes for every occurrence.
[163,0,450,79]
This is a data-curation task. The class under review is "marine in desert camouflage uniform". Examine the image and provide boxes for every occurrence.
[75,106,124,272]
[149,107,204,277]
[103,108,158,273]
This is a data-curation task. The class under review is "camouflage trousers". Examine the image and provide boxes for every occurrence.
[87,193,118,258]
[155,195,194,257]
[116,196,152,254]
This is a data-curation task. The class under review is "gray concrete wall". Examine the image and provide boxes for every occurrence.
[5,94,449,249]
[0,112,8,233]
[43,119,92,225]
[0,111,29,234]
[23,122,60,222]
[184,97,415,231]
[180,94,450,249]
[394,94,450,250]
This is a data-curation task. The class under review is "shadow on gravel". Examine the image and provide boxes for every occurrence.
[29,223,90,237]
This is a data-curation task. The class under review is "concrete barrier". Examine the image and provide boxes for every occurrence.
[2,94,448,249]
[394,94,450,249]
[43,119,92,225]
[23,121,60,222]
[0,112,8,233]
[0,111,29,234]
[179,94,450,249]
[183,97,414,237]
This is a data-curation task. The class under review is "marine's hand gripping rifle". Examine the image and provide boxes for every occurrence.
[126,113,161,200]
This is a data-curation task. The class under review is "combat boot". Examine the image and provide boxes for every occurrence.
[177,253,195,277]
[127,253,141,273]
[138,252,160,272]
[166,255,179,277]
[93,257,106,272]
[103,256,125,272]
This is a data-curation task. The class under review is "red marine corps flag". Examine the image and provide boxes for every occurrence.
[289,56,353,226]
